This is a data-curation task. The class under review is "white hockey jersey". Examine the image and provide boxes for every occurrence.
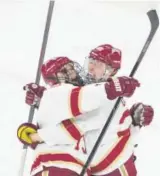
[30,82,139,175]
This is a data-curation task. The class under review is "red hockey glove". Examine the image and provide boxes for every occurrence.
[23,83,46,106]
[130,103,154,127]
[17,123,39,149]
[105,76,140,100]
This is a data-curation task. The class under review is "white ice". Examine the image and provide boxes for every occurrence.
[0,0,160,175]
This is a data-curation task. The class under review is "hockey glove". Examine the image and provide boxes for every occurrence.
[130,103,154,127]
[105,76,140,100]
[23,83,46,106]
[17,123,39,149]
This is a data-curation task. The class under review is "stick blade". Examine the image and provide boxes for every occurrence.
[147,9,159,30]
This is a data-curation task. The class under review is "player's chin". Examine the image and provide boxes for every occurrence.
[96,74,104,81]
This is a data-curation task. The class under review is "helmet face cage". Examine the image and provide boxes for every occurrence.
[83,57,99,83]
[65,61,87,86]
[83,56,115,84]
[44,61,87,86]
[83,44,122,84]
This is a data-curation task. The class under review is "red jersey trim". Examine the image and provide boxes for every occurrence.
[31,153,91,175]
[118,110,131,137]
[91,133,130,173]
[70,87,82,116]
[119,110,130,124]
[61,119,81,141]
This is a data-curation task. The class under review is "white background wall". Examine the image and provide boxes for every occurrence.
[0,0,160,175]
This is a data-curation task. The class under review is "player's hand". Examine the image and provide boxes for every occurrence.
[23,83,46,106]
[17,123,39,149]
[105,76,140,100]
[130,103,154,127]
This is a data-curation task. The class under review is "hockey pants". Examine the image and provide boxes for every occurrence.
[91,155,137,176]
[34,166,79,176]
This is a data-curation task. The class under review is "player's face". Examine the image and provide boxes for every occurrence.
[87,59,114,81]
[56,72,66,83]
[57,63,77,83]
[88,60,106,80]
[63,63,77,80]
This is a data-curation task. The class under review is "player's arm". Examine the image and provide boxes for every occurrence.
[17,122,75,147]
[69,76,140,116]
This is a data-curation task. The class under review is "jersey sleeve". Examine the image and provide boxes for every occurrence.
[37,83,108,126]
[37,124,75,146]
[69,83,107,117]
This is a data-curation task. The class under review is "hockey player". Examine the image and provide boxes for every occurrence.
[82,44,154,176]
[17,56,140,176]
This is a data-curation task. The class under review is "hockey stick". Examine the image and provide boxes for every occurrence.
[80,9,159,176]
[18,1,55,176]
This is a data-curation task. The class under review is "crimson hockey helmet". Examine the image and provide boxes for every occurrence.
[89,44,122,71]
[41,57,72,86]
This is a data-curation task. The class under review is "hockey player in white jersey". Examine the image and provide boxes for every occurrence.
[17,56,140,176]
[18,57,91,176]
[82,44,154,176]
